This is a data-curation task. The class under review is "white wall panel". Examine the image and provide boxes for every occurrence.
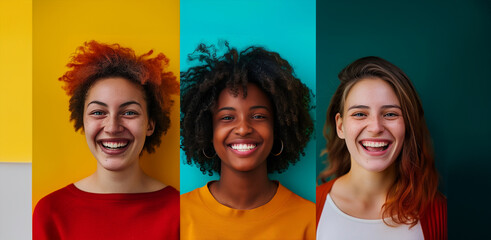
[0,162,31,240]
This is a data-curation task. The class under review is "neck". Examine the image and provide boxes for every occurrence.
[342,161,396,200]
[329,158,397,219]
[210,163,277,210]
[75,159,163,193]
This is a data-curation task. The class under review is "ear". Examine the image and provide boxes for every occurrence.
[146,119,155,136]
[335,113,345,139]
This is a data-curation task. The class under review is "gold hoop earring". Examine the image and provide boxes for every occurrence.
[272,139,284,156]
[202,148,216,159]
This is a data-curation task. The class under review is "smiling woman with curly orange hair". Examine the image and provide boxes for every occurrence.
[33,41,179,240]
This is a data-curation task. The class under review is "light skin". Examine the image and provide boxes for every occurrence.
[209,83,278,210]
[330,77,405,219]
[74,77,165,193]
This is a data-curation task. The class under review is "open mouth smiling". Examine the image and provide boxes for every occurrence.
[229,143,258,152]
[99,140,129,150]
[360,140,390,152]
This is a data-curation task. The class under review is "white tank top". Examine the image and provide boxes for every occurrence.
[316,194,424,240]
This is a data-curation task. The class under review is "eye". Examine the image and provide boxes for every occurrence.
[384,112,400,119]
[123,111,138,116]
[90,111,105,116]
[221,116,234,121]
[252,114,266,120]
[351,112,367,118]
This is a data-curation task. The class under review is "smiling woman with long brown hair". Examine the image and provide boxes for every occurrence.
[316,56,447,239]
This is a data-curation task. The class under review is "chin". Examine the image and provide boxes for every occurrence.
[362,161,394,173]
[231,165,258,173]
[98,159,131,172]
[366,166,391,173]
[226,160,264,173]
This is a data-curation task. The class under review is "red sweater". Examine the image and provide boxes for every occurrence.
[316,179,447,240]
[33,184,179,240]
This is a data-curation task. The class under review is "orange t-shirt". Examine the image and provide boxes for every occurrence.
[181,182,315,240]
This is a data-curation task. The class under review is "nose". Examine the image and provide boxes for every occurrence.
[367,115,384,134]
[234,117,253,136]
[104,114,124,134]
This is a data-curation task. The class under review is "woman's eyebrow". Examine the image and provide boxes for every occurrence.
[250,105,270,111]
[347,105,369,111]
[87,100,107,107]
[216,107,235,112]
[86,101,142,108]
[347,104,401,111]
[120,101,142,108]
[381,104,401,109]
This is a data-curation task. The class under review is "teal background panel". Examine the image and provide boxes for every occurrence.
[180,0,316,202]
[316,0,491,237]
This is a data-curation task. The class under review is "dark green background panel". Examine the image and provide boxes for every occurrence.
[316,0,491,238]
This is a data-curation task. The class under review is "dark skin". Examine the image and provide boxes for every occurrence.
[208,83,278,210]
[208,163,278,210]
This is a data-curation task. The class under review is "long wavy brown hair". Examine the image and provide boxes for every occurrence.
[318,56,439,227]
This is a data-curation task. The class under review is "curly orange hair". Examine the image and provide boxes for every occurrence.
[59,40,179,153]
[318,56,439,227]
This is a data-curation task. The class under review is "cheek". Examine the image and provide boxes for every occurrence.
[82,120,95,137]
[82,117,105,138]
[260,123,275,151]
[83,122,98,148]
[391,120,406,141]
[388,120,405,158]
[398,128,406,142]
[212,124,226,146]
[343,120,361,142]
[212,131,219,147]
[265,125,274,141]
[262,130,274,148]
[128,120,150,138]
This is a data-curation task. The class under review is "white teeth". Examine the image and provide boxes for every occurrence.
[362,141,388,148]
[230,144,257,151]
[102,141,128,149]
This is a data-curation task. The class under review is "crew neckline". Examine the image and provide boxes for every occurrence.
[326,193,387,223]
[198,181,291,220]
[65,183,173,201]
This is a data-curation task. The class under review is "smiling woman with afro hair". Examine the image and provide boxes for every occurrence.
[180,42,316,240]
[180,42,313,176]
[33,41,180,240]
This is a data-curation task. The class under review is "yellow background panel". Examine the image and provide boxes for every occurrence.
[0,0,32,163]
[32,0,180,208]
